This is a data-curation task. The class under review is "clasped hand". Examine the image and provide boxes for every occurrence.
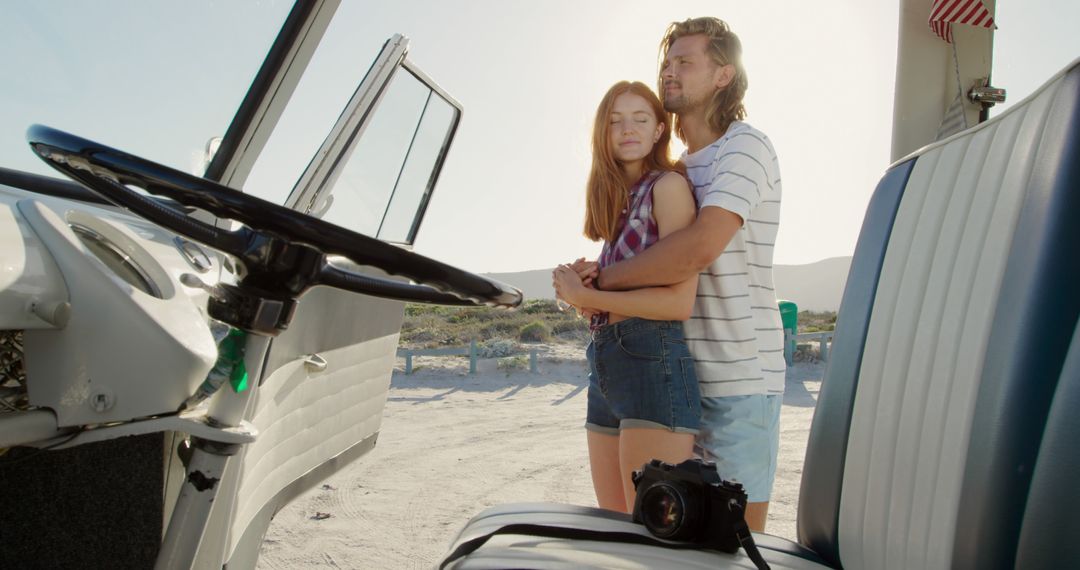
[552,257,600,318]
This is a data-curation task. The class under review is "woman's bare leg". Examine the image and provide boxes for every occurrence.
[619,429,695,512]
[587,430,627,512]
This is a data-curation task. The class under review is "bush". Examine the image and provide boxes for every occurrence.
[551,318,588,335]
[480,321,519,339]
[497,355,529,372]
[518,320,550,342]
[405,304,453,317]
[479,339,518,358]
[407,330,435,344]
[797,310,837,333]
[522,299,557,314]
[401,301,587,349]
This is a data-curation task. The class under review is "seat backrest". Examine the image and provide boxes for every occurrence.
[796,58,1080,570]
[1013,318,1080,569]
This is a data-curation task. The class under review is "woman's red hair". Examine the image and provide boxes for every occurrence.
[583,81,682,243]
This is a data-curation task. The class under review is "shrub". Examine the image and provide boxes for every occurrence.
[447,312,469,324]
[518,320,550,342]
[479,339,518,358]
[796,310,838,333]
[551,318,588,335]
[407,330,435,344]
[480,321,518,339]
[497,355,529,372]
[522,299,557,314]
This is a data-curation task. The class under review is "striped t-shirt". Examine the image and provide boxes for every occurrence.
[683,121,785,397]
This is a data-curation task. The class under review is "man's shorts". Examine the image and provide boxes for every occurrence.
[695,393,782,503]
[584,318,701,435]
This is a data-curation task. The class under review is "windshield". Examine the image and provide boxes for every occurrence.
[0,2,293,179]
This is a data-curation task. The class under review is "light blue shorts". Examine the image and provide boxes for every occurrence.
[695,394,782,503]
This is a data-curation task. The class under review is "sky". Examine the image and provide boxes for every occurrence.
[2,1,1078,274]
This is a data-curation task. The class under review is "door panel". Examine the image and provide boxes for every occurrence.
[215,35,463,564]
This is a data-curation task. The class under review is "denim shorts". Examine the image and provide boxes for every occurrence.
[695,394,782,502]
[585,318,701,435]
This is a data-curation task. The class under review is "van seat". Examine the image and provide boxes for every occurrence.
[441,58,1080,570]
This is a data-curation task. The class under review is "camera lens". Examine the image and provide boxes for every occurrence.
[639,480,698,540]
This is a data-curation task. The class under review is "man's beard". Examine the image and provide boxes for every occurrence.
[662,82,689,113]
[663,94,689,113]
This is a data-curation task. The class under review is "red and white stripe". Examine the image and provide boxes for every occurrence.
[929,0,996,43]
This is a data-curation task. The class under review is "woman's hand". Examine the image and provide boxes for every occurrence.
[552,264,589,308]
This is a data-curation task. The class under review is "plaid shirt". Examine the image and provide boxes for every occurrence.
[590,170,668,330]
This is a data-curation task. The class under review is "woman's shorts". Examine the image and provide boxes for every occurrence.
[585,317,701,435]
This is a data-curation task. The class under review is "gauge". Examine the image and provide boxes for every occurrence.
[69,223,162,298]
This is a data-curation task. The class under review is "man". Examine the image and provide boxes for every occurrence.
[574,17,784,531]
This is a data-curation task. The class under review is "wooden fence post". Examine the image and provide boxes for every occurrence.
[469,340,477,375]
[530,349,538,373]
[405,351,413,375]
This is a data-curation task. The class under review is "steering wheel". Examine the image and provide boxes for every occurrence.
[27,125,522,309]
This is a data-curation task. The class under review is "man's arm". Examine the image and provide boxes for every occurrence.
[596,206,743,291]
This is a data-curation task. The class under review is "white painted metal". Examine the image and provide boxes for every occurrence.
[155,334,270,570]
[18,199,217,426]
[0,187,68,329]
[0,409,64,447]
[892,0,995,161]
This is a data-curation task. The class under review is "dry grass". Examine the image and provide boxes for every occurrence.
[401,302,836,348]
[400,300,588,349]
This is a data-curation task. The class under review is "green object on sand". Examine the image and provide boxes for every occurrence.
[778,300,798,356]
[778,300,798,331]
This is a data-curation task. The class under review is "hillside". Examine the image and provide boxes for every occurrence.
[483,256,852,312]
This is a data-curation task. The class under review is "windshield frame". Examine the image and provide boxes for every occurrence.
[204,0,338,191]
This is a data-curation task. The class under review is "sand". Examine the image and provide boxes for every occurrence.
[256,344,823,569]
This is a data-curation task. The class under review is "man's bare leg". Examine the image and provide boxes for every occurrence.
[745,501,769,532]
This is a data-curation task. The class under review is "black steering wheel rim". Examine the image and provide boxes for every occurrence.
[27,124,521,308]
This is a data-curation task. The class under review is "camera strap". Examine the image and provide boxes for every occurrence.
[439,522,771,570]
[732,517,771,570]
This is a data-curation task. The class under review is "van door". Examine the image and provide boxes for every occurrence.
[195,35,466,567]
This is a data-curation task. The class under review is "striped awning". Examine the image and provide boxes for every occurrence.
[929,0,996,44]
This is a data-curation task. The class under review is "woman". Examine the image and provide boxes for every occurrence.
[553,81,700,513]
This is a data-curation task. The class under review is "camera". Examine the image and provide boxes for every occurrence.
[631,458,749,553]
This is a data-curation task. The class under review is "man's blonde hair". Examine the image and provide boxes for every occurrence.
[659,17,748,141]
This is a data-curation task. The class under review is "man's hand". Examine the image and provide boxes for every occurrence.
[568,257,599,287]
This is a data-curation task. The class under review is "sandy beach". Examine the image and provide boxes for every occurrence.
[257,344,823,569]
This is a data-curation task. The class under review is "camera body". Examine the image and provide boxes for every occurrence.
[631,458,749,553]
